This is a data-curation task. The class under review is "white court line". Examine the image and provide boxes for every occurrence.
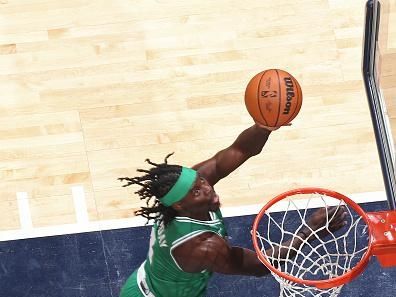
[72,185,89,224]
[0,191,388,242]
[16,192,33,230]
[0,216,148,242]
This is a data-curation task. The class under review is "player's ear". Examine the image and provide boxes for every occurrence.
[172,201,183,211]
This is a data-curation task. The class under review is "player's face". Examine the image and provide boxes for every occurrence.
[178,175,220,214]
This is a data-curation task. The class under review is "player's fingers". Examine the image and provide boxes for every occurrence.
[335,221,348,230]
[334,209,347,221]
[330,218,348,229]
[328,205,346,218]
[327,206,338,216]
[254,121,278,131]
[328,209,347,226]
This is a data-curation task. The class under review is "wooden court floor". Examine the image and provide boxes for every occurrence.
[0,0,395,232]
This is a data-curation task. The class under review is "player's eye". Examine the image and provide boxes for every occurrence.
[200,177,205,183]
[193,189,200,196]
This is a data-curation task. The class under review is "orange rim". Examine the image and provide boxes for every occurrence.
[252,187,374,289]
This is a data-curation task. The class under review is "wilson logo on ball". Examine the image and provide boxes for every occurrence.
[283,77,295,115]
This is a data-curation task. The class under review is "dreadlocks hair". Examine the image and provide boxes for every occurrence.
[118,153,184,226]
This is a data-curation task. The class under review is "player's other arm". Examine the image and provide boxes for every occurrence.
[193,123,273,186]
[173,207,347,277]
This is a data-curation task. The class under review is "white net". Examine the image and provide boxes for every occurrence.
[254,192,370,297]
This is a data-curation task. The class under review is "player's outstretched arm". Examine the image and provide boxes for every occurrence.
[193,123,273,186]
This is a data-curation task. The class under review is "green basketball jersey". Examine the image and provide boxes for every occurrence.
[142,210,227,297]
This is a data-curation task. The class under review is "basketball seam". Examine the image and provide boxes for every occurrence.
[287,76,302,122]
[295,78,302,119]
[274,69,281,127]
[257,71,268,126]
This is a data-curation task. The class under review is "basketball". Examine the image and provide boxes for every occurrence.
[244,69,303,127]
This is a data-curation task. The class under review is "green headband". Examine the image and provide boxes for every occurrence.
[161,167,197,207]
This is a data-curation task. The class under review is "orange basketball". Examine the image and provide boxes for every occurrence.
[244,69,302,127]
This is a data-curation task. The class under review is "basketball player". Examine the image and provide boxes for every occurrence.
[118,123,346,297]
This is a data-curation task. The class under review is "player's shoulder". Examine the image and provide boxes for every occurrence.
[175,231,228,255]
[173,231,229,272]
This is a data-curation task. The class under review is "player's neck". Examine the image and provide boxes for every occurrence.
[177,210,211,221]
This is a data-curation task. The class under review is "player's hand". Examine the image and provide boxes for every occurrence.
[254,121,292,131]
[301,206,347,241]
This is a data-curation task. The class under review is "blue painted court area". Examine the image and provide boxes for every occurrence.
[1,201,395,297]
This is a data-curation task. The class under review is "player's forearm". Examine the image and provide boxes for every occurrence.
[211,124,272,182]
[264,229,312,267]
[232,124,271,157]
[229,246,270,277]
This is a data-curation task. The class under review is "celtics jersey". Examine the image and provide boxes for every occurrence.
[142,210,227,297]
